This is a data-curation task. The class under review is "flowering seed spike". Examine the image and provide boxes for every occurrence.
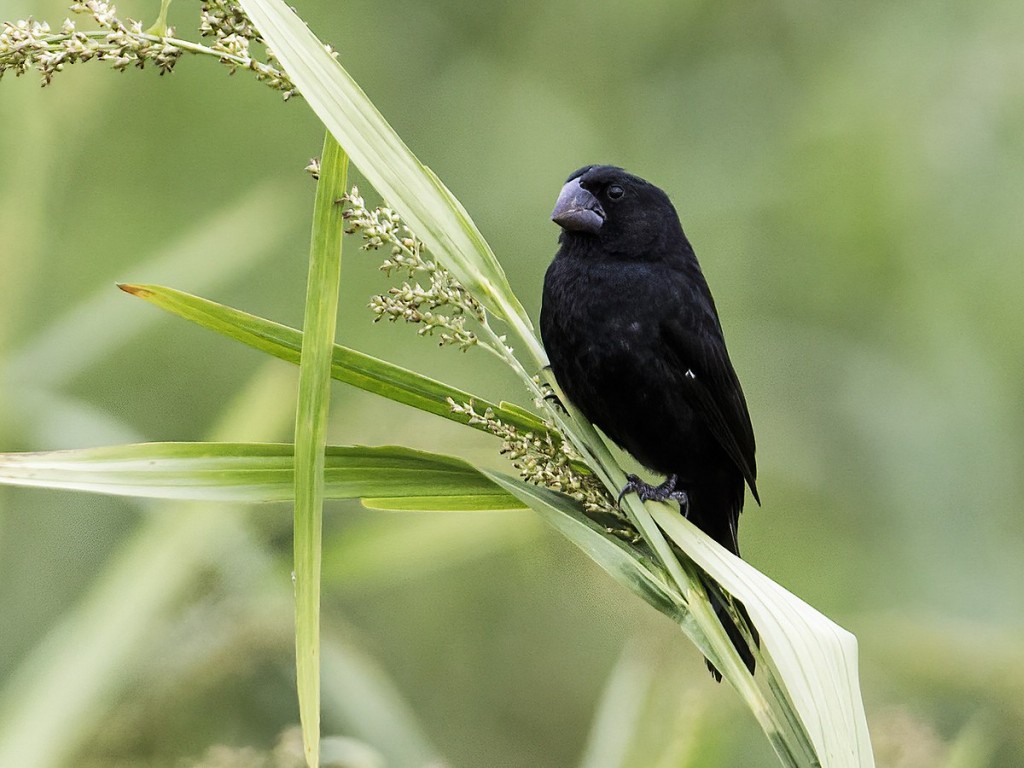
[1,0,303,97]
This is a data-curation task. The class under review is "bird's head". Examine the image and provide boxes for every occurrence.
[550,165,684,255]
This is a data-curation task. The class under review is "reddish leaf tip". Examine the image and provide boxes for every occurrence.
[118,283,153,298]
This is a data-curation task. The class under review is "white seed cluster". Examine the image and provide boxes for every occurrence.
[198,0,297,98]
[0,0,301,96]
[343,187,485,352]
[1,2,181,84]
[447,399,617,517]
[199,0,262,42]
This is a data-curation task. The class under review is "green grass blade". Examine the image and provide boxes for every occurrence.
[117,283,552,438]
[650,506,874,768]
[292,133,348,767]
[234,0,544,365]
[0,442,525,509]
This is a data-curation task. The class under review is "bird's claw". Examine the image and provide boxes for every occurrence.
[615,475,641,507]
[542,391,567,413]
[617,473,689,510]
[537,378,568,413]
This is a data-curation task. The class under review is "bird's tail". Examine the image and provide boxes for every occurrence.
[682,482,759,681]
[702,576,758,682]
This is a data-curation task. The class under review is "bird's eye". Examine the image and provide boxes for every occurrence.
[606,185,624,200]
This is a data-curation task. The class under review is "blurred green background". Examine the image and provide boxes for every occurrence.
[2,0,1023,766]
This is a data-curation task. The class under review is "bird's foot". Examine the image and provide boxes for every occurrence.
[617,474,689,510]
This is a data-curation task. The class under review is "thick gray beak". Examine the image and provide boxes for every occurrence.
[551,178,604,234]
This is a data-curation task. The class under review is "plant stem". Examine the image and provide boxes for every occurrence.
[34,30,244,64]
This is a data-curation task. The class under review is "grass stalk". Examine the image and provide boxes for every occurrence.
[292,132,348,768]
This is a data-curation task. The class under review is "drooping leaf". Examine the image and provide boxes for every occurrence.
[488,465,874,767]
[651,506,874,768]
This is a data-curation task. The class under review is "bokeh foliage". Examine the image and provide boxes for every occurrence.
[1,0,1022,766]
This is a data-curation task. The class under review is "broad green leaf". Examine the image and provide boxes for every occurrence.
[651,507,874,768]
[235,0,545,368]
[118,284,552,439]
[0,443,523,510]
[291,134,348,766]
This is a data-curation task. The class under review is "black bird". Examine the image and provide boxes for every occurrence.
[540,165,759,678]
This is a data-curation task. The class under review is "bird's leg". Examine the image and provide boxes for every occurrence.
[617,473,689,510]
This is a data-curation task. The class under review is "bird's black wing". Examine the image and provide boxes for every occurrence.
[660,317,759,504]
